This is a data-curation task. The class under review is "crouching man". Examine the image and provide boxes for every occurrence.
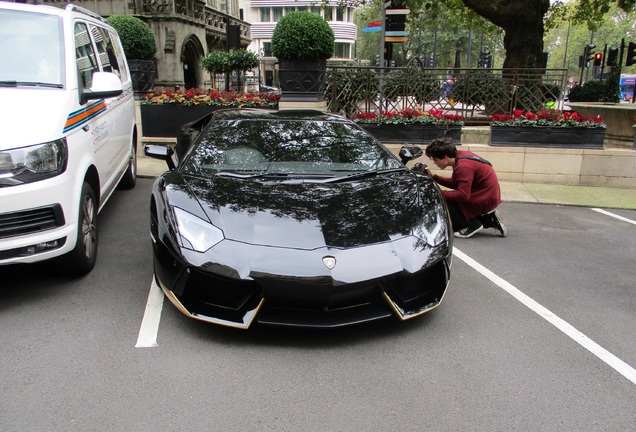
[423,137,506,238]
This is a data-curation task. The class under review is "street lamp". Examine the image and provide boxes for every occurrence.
[417,9,424,58]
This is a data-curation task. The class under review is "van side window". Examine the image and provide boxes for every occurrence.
[91,25,122,79]
[74,22,98,89]
[108,31,130,82]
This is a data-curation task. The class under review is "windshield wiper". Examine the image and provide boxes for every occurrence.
[214,172,290,179]
[0,81,63,88]
[324,168,406,183]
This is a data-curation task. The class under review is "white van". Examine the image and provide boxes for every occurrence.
[0,3,138,275]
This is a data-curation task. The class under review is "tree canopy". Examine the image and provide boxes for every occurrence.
[353,0,635,70]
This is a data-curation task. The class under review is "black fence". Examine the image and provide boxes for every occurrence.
[324,60,568,124]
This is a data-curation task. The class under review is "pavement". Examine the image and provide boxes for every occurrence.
[138,155,636,211]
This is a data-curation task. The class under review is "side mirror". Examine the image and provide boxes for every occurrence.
[145,144,176,170]
[81,72,123,103]
[399,145,423,164]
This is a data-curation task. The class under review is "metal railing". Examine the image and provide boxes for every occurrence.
[324,60,568,124]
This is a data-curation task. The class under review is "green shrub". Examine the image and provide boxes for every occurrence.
[107,15,156,60]
[271,11,334,60]
[201,51,232,74]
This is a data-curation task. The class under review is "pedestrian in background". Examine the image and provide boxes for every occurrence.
[422,137,507,238]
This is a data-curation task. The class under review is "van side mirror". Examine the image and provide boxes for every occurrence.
[80,71,123,103]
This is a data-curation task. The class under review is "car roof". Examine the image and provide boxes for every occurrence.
[211,108,351,123]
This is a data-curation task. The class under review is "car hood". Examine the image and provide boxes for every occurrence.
[164,172,445,250]
[0,88,71,148]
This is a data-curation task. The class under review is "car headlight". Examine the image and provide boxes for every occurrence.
[0,139,68,186]
[173,207,224,252]
[414,209,448,247]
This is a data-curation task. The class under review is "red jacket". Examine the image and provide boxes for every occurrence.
[433,150,501,220]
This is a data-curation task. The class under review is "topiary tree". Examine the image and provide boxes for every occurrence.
[229,49,260,91]
[271,11,334,61]
[107,15,156,60]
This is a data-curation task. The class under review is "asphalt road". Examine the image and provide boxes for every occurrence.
[1,178,635,432]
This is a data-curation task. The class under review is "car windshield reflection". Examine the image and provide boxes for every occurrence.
[182,119,403,180]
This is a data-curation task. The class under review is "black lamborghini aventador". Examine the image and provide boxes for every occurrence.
[145,108,452,329]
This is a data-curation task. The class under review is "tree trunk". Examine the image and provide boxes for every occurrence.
[461,0,550,69]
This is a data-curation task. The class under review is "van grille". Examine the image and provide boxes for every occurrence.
[0,205,65,239]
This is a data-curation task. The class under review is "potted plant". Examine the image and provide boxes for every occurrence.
[271,11,335,102]
[354,108,464,144]
[489,108,606,149]
[140,88,280,137]
[107,15,157,98]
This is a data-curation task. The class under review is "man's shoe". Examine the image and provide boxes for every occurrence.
[489,210,507,237]
[454,221,483,238]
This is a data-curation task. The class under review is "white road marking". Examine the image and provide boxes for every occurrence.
[592,208,636,225]
[453,247,636,386]
[135,278,165,348]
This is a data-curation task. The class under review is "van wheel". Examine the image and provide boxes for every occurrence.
[118,141,137,189]
[56,182,98,276]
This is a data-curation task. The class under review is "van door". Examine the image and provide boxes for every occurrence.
[91,24,134,180]
[73,21,122,202]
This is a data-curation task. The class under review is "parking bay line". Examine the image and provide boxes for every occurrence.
[591,208,636,226]
[135,279,164,348]
[453,248,636,386]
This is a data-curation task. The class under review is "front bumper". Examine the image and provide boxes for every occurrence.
[153,241,451,329]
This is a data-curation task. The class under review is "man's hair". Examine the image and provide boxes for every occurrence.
[425,137,457,159]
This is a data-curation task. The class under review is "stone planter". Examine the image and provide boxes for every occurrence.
[567,102,636,148]
[489,126,606,149]
[358,124,462,145]
[140,105,221,137]
[278,59,326,102]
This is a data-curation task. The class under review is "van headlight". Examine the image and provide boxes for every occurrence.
[0,139,68,186]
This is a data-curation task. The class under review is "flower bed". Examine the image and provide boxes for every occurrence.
[141,88,280,137]
[489,108,606,149]
[354,109,463,144]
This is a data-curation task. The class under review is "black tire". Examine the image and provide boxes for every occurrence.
[56,182,98,276]
[118,140,137,190]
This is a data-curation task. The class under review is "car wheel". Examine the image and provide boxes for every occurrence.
[56,182,98,276]
[118,140,137,189]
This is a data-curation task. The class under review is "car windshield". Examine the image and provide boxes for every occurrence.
[182,119,404,180]
[0,9,65,86]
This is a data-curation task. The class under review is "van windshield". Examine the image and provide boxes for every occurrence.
[0,9,65,87]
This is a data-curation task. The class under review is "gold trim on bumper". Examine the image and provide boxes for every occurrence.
[156,277,264,330]
[382,280,451,321]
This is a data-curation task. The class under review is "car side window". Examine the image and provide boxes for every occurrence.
[74,22,98,89]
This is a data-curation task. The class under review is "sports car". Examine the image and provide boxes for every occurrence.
[145,108,452,329]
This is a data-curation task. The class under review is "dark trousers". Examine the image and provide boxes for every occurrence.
[446,201,496,232]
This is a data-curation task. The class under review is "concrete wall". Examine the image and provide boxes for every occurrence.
[385,143,636,190]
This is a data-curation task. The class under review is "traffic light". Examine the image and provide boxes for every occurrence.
[606,47,618,66]
[375,54,380,67]
[389,60,396,67]
[593,52,602,66]
[585,44,596,64]
[627,42,636,66]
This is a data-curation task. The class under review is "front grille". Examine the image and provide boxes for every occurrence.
[0,205,65,239]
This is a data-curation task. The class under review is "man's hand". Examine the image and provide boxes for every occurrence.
[412,162,432,178]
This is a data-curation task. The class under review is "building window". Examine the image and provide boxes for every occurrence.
[272,7,283,21]
[336,7,344,22]
[310,6,320,15]
[262,42,272,57]
[260,8,270,22]
[324,7,332,21]
[334,43,350,59]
